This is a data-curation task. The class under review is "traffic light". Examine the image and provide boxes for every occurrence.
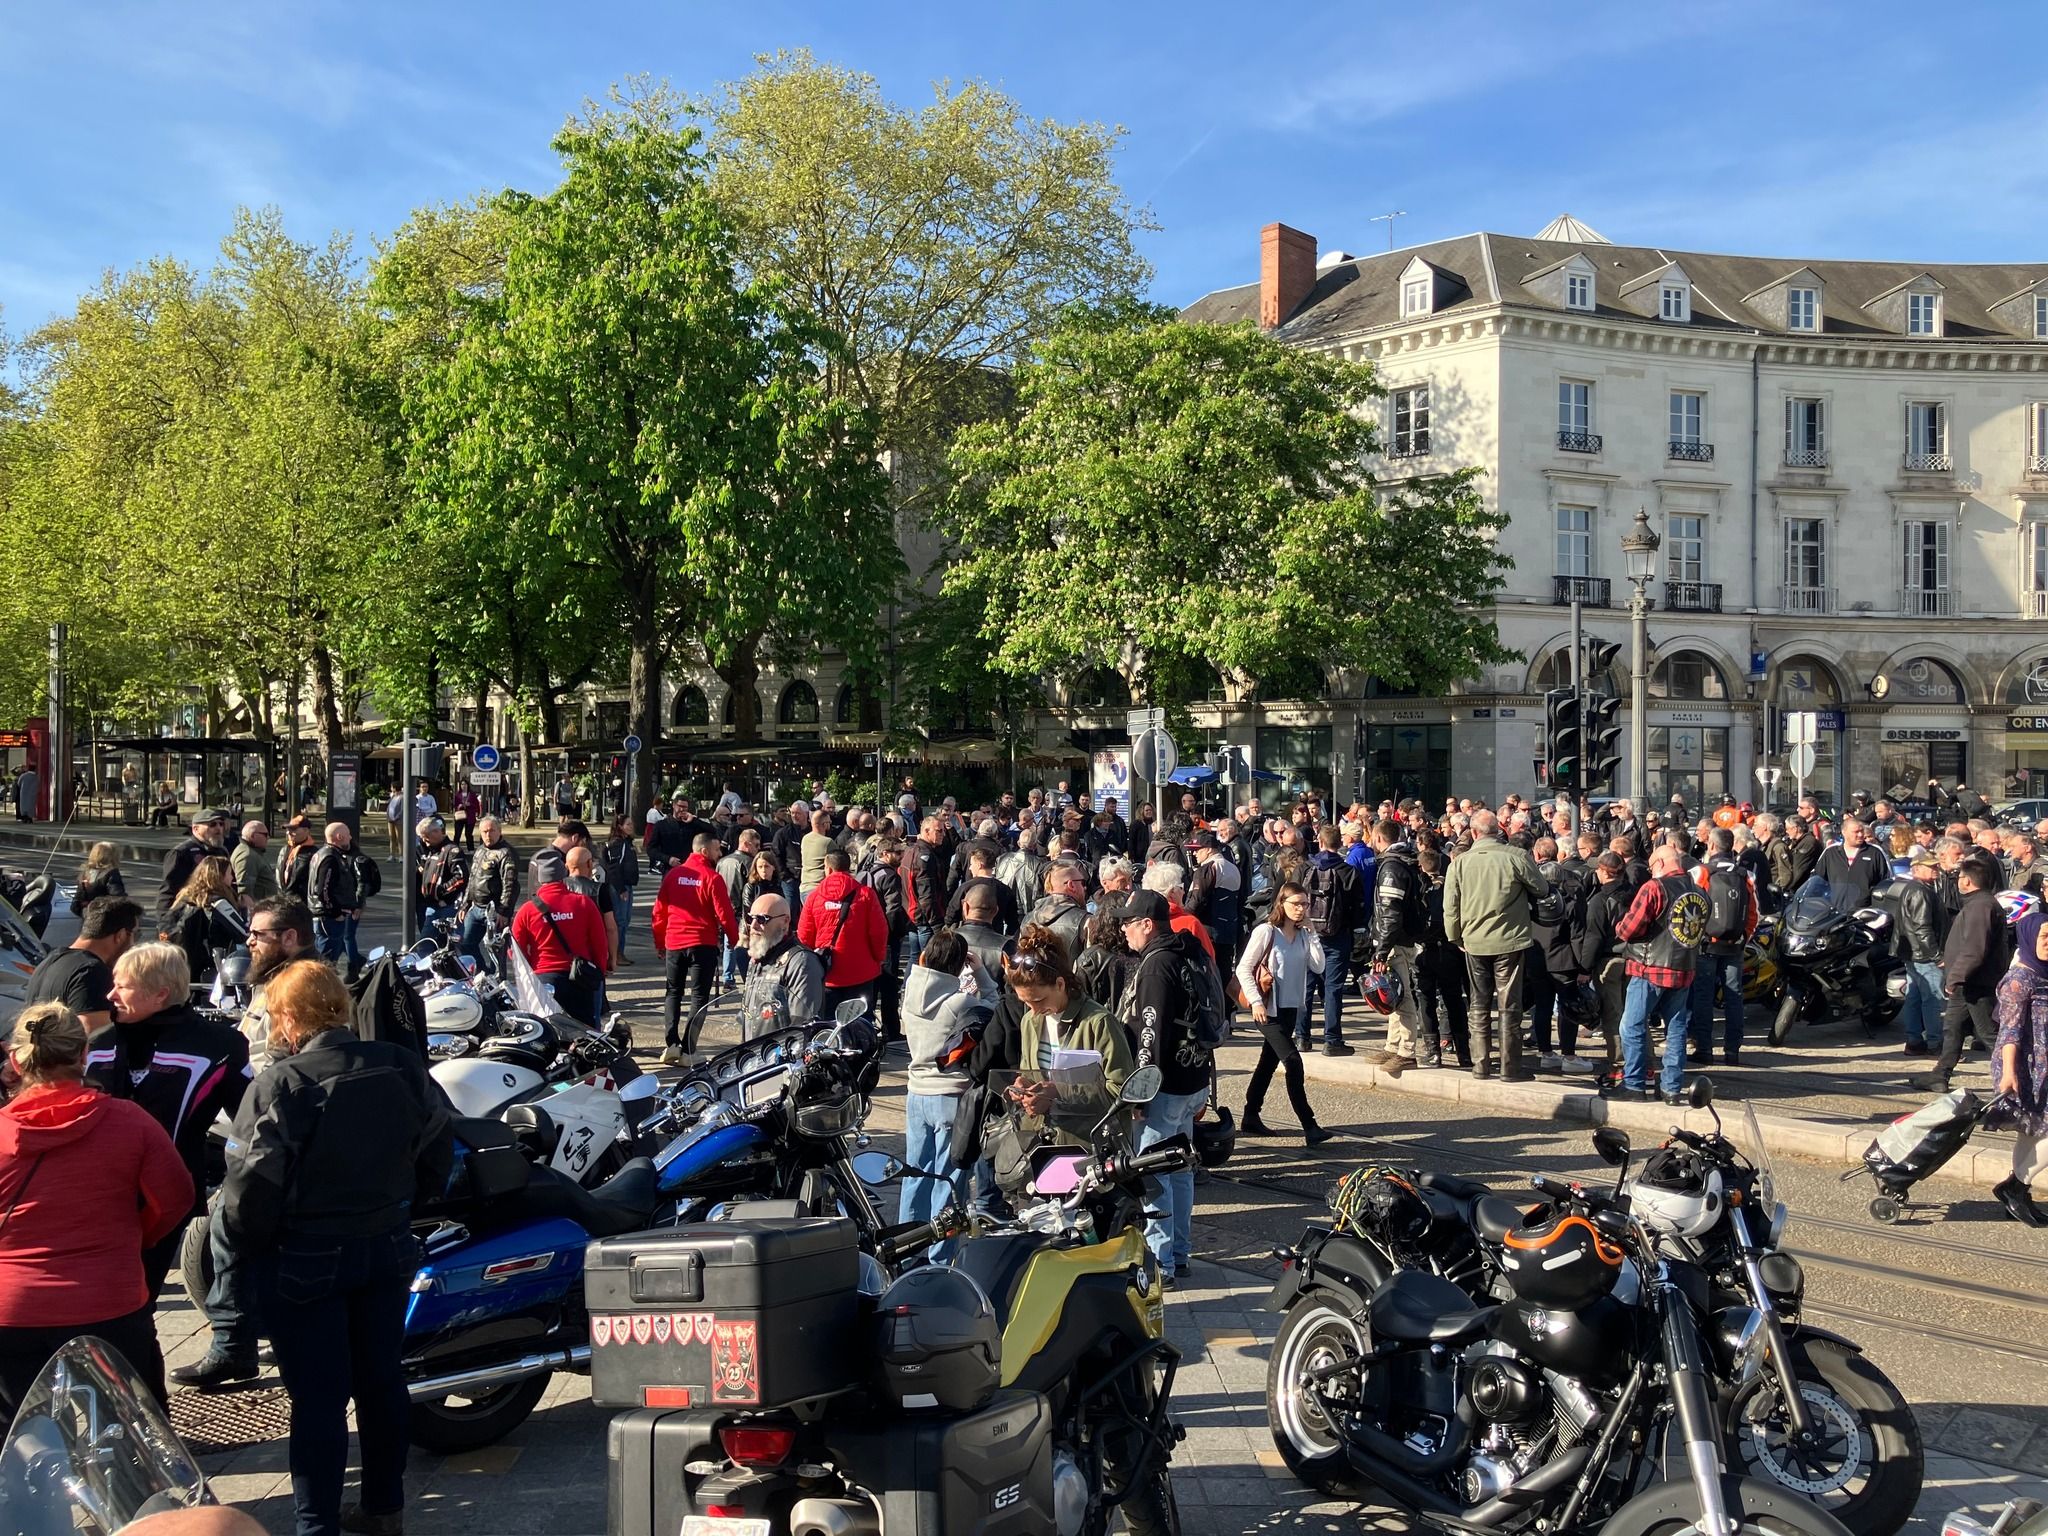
[1545,687,1583,790]
[1585,692,1624,792]
[1583,638,1621,684]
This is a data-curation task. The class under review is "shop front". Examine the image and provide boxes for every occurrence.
[1773,655,1846,809]
[1254,723,1333,805]
[1642,650,1738,809]
[1356,709,1453,808]
[2001,657,2048,798]
[1874,657,1971,799]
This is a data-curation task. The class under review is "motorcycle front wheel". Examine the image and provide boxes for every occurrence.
[1265,1292,1374,1499]
[1729,1340,1924,1536]
[179,1217,214,1313]
[1771,987,1803,1045]
[1602,1473,1855,1536]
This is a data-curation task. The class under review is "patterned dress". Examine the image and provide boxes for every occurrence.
[1990,966,2048,1136]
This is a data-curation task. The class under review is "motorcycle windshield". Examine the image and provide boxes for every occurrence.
[0,894,45,997]
[1739,1097,1776,1214]
[502,935,558,1018]
[0,1337,208,1535]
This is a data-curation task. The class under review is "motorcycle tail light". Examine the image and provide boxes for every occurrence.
[720,1424,796,1468]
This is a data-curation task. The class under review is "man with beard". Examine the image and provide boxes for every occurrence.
[159,808,230,913]
[735,892,824,1040]
[171,897,319,1387]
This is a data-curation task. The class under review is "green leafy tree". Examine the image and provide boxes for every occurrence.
[410,87,892,819]
[941,301,1514,705]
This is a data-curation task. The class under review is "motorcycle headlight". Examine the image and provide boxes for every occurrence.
[1710,1304,1766,1380]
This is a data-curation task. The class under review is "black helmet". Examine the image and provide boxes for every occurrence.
[1554,980,1599,1030]
[1193,1105,1237,1169]
[875,1267,1001,1413]
[1498,1212,1624,1309]
[1331,1166,1431,1247]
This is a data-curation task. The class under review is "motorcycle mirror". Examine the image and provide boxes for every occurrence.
[209,897,250,937]
[834,998,867,1025]
[365,946,389,964]
[850,1150,904,1186]
[1592,1126,1631,1167]
[1120,1065,1163,1106]
[1687,1077,1714,1111]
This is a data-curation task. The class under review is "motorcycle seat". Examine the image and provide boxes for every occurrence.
[510,1157,663,1238]
[1368,1270,1498,1343]
[1418,1172,1489,1203]
[1417,1173,1532,1243]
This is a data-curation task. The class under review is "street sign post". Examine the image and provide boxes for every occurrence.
[471,743,501,773]
[1754,766,1782,788]
[1133,727,1177,824]
[1126,707,1164,738]
[469,770,503,785]
[622,735,643,823]
[1786,712,1818,746]
[1788,742,1816,803]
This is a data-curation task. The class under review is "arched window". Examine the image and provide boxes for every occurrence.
[1361,676,1422,699]
[1164,659,1226,705]
[834,682,881,730]
[777,680,821,726]
[1073,667,1131,711]
[1649,650,1729,701]
[721,689,766,727]
[1775,655,1842,706]
[669,684,709,730]
[1254,657,1327,702]
[1879,656,1964,705]
[1532,647,1622,695]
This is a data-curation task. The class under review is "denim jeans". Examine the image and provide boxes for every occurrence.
[256,1228,417,1536]
[1899,959,1944,1048]
[313,915,360,972]
[614,887,635,956]
[1620,974,1694,1095]
[1686,952,1745,1056]
[203,1201,257,1358]
[1306,931,1352,1047]
[458,907,494,970]
[900,1091,964,1258]
[1138,1084,1208,1270]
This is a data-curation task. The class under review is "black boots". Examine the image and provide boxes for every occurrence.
[168,1348,258,1391]
[1994,1177,2045,1228]
[1241,1109,1277,1136]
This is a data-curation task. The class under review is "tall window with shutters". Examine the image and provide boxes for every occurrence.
[1900,520,1950,615]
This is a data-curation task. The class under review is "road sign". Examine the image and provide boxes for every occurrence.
[1133,727,1178,782]
[1786,712,1818,746]
[469,770,503,785]
[1788,743,1817,779]
[623,734,643,755]
[1126,706,1164,737]
[471,743,501,773]
[1755,766,1782,787]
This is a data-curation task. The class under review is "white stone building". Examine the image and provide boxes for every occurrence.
[1180,215,2048,811]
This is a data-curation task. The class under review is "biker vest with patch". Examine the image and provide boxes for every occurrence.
[1620,872,1710,976]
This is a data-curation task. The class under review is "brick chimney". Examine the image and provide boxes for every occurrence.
[1260,222,1317,329]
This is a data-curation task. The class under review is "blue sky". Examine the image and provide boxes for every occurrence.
[7,0,2048,335]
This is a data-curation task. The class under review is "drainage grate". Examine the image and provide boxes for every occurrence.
[170,1384,294,1455]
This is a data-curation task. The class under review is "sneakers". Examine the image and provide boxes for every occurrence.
[168,1349,259,1391]
[660,1045,685,1066]
[1559,1055,1599,1076]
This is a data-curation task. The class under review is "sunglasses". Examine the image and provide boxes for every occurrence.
[248,928,288,943]
[745,913,782,927]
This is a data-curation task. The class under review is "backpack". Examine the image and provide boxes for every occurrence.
[1306,861,1344,938]
[347,953,428,1060]
[1702,862,1748,944]
[1124,944,1229,1051]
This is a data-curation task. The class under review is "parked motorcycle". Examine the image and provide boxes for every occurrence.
[0,867,57,938]
[1269,1083,1918,1536]
[1264,1109,1854,1536]
[1759,895,1894,1043]
[1,1336,211,1533]
[1946,1499,2048,1536]
[601,1062,1190,1536]
[0,890,49,1021]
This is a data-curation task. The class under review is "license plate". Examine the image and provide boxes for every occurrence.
[742,1068,790,1107]
[681,1519,769,1536]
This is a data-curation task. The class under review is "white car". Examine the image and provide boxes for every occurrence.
[1994,798,2048,827]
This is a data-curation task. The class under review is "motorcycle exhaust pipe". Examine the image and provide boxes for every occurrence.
[1464,1445,1592,1527]
[790,1498,879,1536]
[407,1344,590,1401]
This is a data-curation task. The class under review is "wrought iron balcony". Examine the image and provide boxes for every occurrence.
[1664,580,1722,613]
[2029,590,2048,619]
[1553,575,1611,607]
[1557,430,1603,454]
[1387,436,1431,458]
[1781,584,1836,615]
[1902,451,1953,473]
[1899,586,1953,617]
[2029,454,2048,476]
[1784,447,1829,469]
[1667,439,1715,463]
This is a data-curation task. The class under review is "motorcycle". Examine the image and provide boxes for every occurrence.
[0,1337,211,1533]
[402,1010,889,1452]
[1947,1500,2048,1536]
[0,890,49,1020]
[602,1062,1190,1536]
[1264,1111,1854,1536]
[1271,1082,1919,1536]
[407,911,516,1038]
[0,867,57,938]
[1760,895,1894,1044]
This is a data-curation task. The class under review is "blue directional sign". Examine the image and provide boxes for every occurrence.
[623,734,643,755]
[471,744,501,772]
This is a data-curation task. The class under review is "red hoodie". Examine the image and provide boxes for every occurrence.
[649,851,740,952]
[0,1082,191,1327]
[796,870,887,988]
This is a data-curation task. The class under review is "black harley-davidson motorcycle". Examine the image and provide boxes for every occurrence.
[1264,1121,1853,1536]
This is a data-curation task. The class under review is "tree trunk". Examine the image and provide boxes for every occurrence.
[517,715,536,828]
[629,639,660,830]
[715,633,765,743]
[309,645,345,753]
[537,690,561,747]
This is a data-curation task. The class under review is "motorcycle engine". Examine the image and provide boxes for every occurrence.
[1051,1448,1089,1536]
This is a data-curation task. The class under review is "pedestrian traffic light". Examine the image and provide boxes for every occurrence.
[1585,693,1624,792]
[1583,638,1621,683]
[1545,687,1583,789]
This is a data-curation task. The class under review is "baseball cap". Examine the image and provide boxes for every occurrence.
[1187,829,1220,851]
[193,807,229,826]
[1909,847,1937,867]
[286,814,314,831]
[1121,890,1170,926]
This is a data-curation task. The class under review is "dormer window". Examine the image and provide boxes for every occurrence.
[1788,287,1818,331]
[1401,276,1431,318]
[1660,284,1690,322]
[1566,271,1593,310]
[1907,292,1940,336]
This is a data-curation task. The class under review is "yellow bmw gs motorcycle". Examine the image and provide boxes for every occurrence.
[603,1064,1190,1536]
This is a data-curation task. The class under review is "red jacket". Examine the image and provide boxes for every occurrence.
[649,852,739,952]
[796,871,887,988]
[0,1082,191,1327]
[511,883,611,976]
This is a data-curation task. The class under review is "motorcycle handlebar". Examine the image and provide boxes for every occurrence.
[1530,1174,1576,1201]
[1119,1144,1193,1181]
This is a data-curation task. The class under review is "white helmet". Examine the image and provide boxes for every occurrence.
[1627,1146,1726,1239]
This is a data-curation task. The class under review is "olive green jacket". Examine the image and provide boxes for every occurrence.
[1442,835,1548,957]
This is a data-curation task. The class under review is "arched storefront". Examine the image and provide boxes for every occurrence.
[2000,653,2048,797]
[1644,649,1735,808]
[1874,656,1969,799]
[1773,655,1845,808]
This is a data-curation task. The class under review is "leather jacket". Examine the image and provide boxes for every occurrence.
[1876,876,1946,964]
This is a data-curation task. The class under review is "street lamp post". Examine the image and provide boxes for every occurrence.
[1620,507,1661,803]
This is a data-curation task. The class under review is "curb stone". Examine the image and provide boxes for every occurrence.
[1282,1045,2047,1196]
